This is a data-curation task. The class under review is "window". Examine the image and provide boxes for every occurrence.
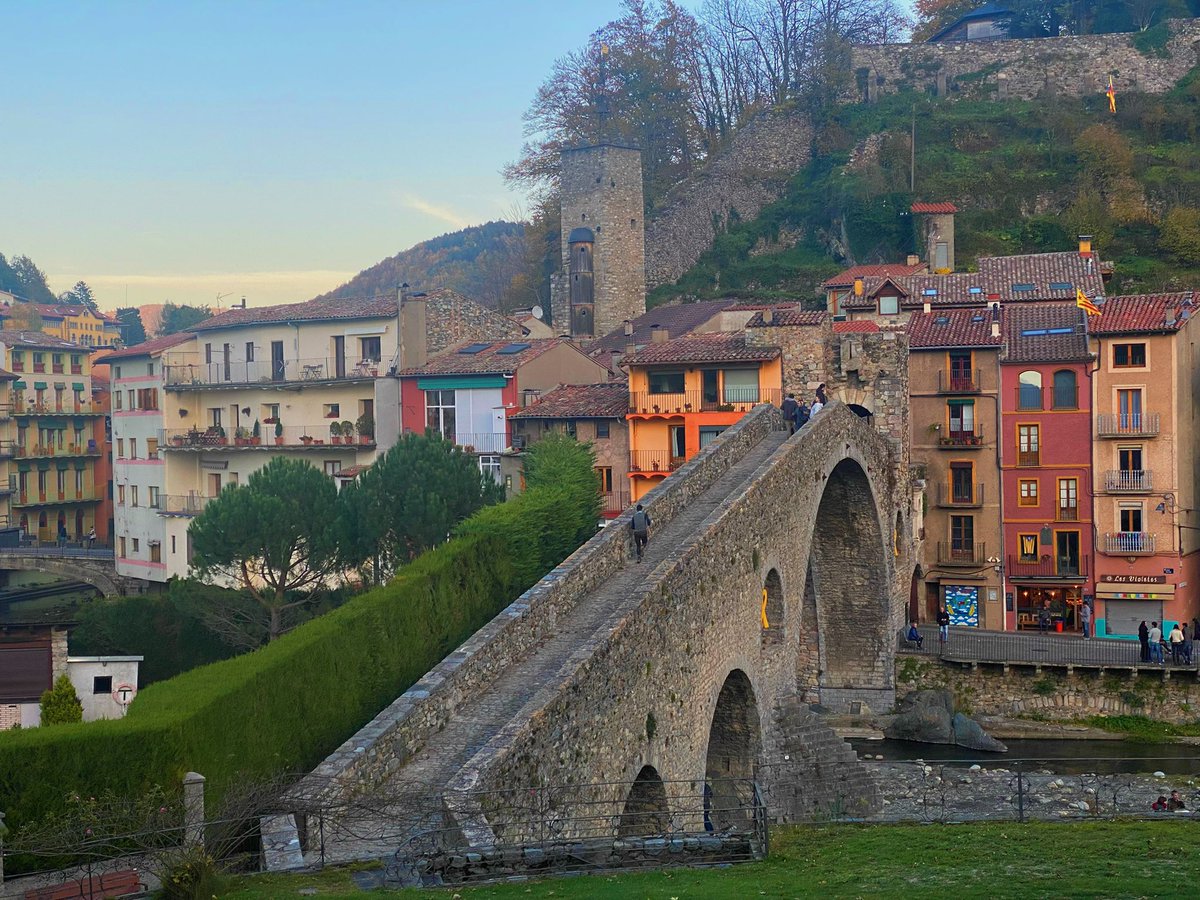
[137,388,159,410]
[947,399,974,437]
[359,336,382,362]
[116,438,124,458]
[595,466,614,493]
[1056,531,1081,576]
[479,454,501,483]
[878,295,900,315]
[147,362,154,375]
[647,370,685,394]
[948,350,973,390]
[950,462,973,503]
[1052,370,1077,409]
[935,241,949,270]
[118,536,126,557]
[723,369,759,403]
[669,424,686,458]
[114,392,122,410]
[131,485,138,507]
[1018,371,1043,409]
[132,538,139,552]
[323,460,342,476]
[171,535,176,554]
[1018,424,1039,466]
[11,351,23,372]
[323,403,340,419]
[699,425,726,448]
[950,514,974,552]
[1120,503,1143,533]
[1113,343,1146,368]
[595,420,610,438]
[204,343,212,365]
[1058,478,1078,520]
[151,543,161,563]
[1018,532,1039,563]
[1018,479,1039,506]
[129,438,137,459]
[564,420,576,438]
[1117,389,1143,431]
[93,675,112,695]
[127,389,135,409]
[147,437,158,455]
[209,408,222,427]
[245,341,255,362]
[149,486,159,508]
[425,390,455,440]
[1118,446,1143,472]
[75,470,84,493]
[263,403,280,421]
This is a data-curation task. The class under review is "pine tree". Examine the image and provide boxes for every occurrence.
[40,673,83,725]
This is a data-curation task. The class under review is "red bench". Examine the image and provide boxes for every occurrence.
[23,869,144,900]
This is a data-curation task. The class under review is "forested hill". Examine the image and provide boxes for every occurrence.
[651,67,1200,307]
[312,221,528,309]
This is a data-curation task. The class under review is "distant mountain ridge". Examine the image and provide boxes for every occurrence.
[312,221,527,309]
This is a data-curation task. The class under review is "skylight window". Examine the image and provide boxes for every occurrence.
[1021,328,1048,336]
[497,342,531,355]
[968,286,983,294]
[1049,282,1073,291]
[458,342,491,355]
[922,289,938,297]
[1012,283,1035,292]
[971,314,985,322]
[934,316,950,325]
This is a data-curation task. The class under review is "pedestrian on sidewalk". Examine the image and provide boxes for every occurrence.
[631,504,651,562]
[1192,616,1200,661]
[1037,600,1052,632]
[1080,601,1092,640]
[1149,621,1164,663]
[936,605,950,643]
[86,526,96,550]
[780,393,799,434]
[1169,622,1185,664]
[1181,623,1193,665]
[1139,621,1151,662]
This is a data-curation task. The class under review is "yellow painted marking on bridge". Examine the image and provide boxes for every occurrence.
[761,586,769,629]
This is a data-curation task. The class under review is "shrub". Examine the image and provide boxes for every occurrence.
[39,674,82,725]
[1161,206,1200,263]
[0,447,599,838]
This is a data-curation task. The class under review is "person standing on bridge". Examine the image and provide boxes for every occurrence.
[1149,621,1164,664]
[1139,621,1151,662]
[1169,621,1185,665]
[57,522,67,548]
[631,504,651,563]
[86,527,96,550]
[810,384,827,417]
[1080,600,1092,640]
[780,393,799,434]
[936,605,949,643]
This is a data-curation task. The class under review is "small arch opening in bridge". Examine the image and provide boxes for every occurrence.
[704,669,761,832]
[618,765,670,837]
[810,458,890,696]
[847,403,872,419]
[761,568,784,647]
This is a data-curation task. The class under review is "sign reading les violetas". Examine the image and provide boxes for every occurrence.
[1099,574,1167,584]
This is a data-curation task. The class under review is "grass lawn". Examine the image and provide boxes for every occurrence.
[221,820,1200,898]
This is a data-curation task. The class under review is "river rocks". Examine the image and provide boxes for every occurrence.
[885,689,1006,752]
[952,713,1009,753]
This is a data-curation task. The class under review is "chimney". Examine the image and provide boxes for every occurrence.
[763,307,774,325]
[1078,234,1093,257]
[922,301,931,314]
[853,278,864,297]
[398,282,427,370]
[625,342,636,356]
[906,254,920,267]
[991,321,1000,338]
[624,319,634,337]
[651,325,669,343]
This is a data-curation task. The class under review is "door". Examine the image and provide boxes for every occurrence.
[669,425,685,463]
[271,341,285,381]
[1117,389,1142,431]
[950,462,973,503]
[948,351,971,390]
[333,335,346,378]
[701,370,719,408]
[1056,531,1080,576]
[222,343,232,382]
[492,407,507,452]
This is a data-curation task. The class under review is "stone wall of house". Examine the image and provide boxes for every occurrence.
[897,653,1200,725]
[851,19,1200,103]
[644,109,814,291]
[425,291,526,355]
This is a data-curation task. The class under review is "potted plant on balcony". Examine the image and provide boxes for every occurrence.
[234,426,248,446]
[329,421,342,444]
[274,420,284,446]
[356,412,374,445]
[300,433,314,445]
[340,420,354,446]
[171,434,184,447]
[216,425,227,445]
[252,419,261,445]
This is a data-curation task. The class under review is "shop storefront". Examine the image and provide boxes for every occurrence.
[1096,576,1173,638]
[1014,584,1085,632]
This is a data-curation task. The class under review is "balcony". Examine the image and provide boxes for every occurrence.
[628,389,781,416]
[453,433,509,454]
[602,490,631,518]
[630,450,684,475]
[936,542,986,566]
[1017,450,1040,467]
[156,494,214,517]
[160,426,375,451]
[1104,469,1153,493]
[1007,554,1088,580]
[12,400,104,416]
[1097,412,1159,438]
[12,441,101,459]
[1101,531,1157,555]
[13,490,104,508]
[935,483,984,507]
[1056,504,1079,522]
[937,370,981,393]
[936,425,985,449]
[162,353,381,390]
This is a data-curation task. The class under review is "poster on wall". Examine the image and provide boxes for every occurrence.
[944,585,979,627]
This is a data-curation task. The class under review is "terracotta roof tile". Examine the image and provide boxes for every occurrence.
[95,332,196,362]
[911,202,959,214]
[589,299,741,354]
[622,332,780,366]
[192,294,397,331]
[1092,292,1195,335]
[822,263,926,288]
[977,251,1107,300]
[841,273,991,309]
[399,338,569,376]
[511,382,629,419]
[0,330,85,350]
[745,309,827,327]
[908,309,1001,349]
[1002,303,1091,363]
[833,320,880,334]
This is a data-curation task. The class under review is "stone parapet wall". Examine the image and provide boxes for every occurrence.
[898,653,1200,725]
[850,19,1200,103]
[294,404,781,810]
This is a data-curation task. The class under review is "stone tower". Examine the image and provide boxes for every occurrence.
[550,144,646,340]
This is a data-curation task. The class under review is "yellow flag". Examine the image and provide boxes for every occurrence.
[1077,288,1101,316]
[1106,76,1116,114]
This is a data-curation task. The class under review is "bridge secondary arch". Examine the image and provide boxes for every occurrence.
[703,668,762,832]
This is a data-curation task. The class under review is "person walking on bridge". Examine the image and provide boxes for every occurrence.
[1149,621,1164,664]
[1080,600,1092,640]
[631,504,651,563]
[780,393,799,434]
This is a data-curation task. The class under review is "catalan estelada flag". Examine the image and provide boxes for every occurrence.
[1107,76,1117,114]
[1077,288,1102,316]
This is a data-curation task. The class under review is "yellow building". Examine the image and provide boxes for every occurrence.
[0,302,123,349]
[0,331,105,541]
[622,332,782,501]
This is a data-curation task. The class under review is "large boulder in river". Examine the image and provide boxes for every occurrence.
[884,689,955,744]
[952,712,1008,752]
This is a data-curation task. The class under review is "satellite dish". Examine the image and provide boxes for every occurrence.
[531,305,544,320]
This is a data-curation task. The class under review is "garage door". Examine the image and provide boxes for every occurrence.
[1103,600,1161,637]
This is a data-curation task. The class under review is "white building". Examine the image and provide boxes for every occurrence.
[67,655,142,721]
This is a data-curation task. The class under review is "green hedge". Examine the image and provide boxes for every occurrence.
[0,445,599,834]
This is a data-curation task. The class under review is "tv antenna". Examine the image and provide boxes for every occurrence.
[215,292,233,310]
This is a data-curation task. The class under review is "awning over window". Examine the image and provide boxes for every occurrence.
[16,461,30,472]
[72,383,85,391]
[12,381,25,390]
[55,460,69,471]
[417,376,507,390]
[946,398,975,405]
[33,382,47,390]
[73,460,87,470]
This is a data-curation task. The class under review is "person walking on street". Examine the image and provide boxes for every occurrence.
[631,504,651,562]
[781,393,799,434]
[1169,622,1185,665]
[1139,621,1150,662]
[1080,601,1092,640]
[936,605,950,643]
[1149,621,1164,663]
[86,526,96,550]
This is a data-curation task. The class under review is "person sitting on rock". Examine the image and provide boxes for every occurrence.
[1168,790,1187,811]
[1152,795,1169,811]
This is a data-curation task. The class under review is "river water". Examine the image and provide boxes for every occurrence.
[851,738,1200,775]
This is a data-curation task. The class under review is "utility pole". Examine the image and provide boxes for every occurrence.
[910,105,916,193]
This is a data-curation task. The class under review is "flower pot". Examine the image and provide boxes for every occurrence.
[359,435,371,445]
[275,437,284,446]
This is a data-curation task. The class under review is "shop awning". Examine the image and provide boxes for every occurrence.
[417,376,507,390]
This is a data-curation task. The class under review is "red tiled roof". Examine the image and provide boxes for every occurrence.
[192,293,397,331]
[722,301,802,312]
[841,273,991,310]
[399,338,569,376]
[95,332,195,362]
[334,464,371,479]
[833,320,880,334]
[511,382,629,419]
[589,299,741,354]
[745,309,827,327]
[977,251,1106,301]
[911,202,958,214]
[1092,293,1195,335]
[1002,303,1091,363]
[822,263,926,288]
[907,309,1001,349]
[0,330,85,350]
[622,332,780,366]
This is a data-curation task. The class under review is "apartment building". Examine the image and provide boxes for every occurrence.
[907,309,1004,628]
[0,301,122,348]
[0,331,106,542]
[1089,293,1200,636]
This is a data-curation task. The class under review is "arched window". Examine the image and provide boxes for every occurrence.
[1018,371,1043,410]
[1052,370,1077,409]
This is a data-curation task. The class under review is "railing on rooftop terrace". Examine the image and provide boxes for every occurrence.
[160,426,374,450]
[155,494,215,516]
[162,354,382,388]
[628,389,781,415]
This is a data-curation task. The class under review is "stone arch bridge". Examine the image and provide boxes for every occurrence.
[293,402,913,863]
[0,548,145,597]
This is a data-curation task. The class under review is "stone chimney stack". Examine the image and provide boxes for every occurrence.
[398,283,427,370]
[907,254,920,267]
[763,307,774,325]
[1078,234,1093,257]
[651,325,669,343]
[624,319,634,337]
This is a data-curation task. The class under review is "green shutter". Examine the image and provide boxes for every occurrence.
[72,382,85,391]
[417,376,507,390]
[12,381,25,390]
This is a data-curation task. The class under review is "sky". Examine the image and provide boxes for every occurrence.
[2,1,637,311]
